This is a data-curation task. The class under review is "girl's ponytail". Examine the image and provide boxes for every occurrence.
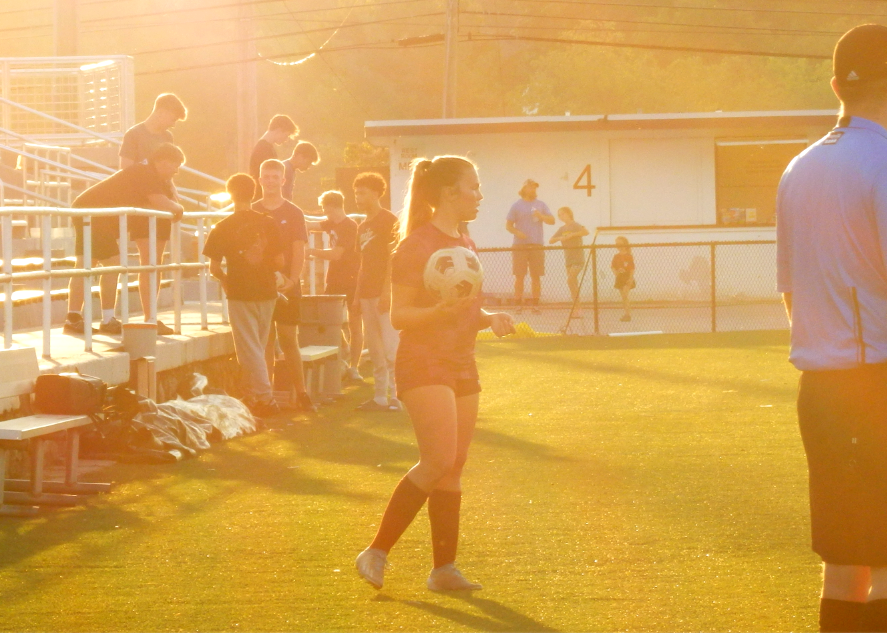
[399,155,476,242]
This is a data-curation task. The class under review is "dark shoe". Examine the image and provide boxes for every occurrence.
[250,399,282,418]
[295,392,317,413]
[156,320,175,335]
[356,399,393,412]
[98,317,122,335]
[63,318,97,335]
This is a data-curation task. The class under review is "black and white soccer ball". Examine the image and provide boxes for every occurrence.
[423,246,484,303]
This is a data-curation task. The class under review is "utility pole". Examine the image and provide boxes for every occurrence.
[442,0,458,118]
[54,0,78,56]
[236,0,258,171]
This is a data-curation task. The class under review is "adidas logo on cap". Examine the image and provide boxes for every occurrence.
[847,70,860,81]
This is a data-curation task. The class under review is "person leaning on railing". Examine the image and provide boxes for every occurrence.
[64,143,185,336]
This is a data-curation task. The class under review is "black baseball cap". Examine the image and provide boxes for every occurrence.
[834,24,887,88]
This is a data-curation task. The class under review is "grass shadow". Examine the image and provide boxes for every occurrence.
[397,595,560,632]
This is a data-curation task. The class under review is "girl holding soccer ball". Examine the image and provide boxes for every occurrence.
[355,155,515,591]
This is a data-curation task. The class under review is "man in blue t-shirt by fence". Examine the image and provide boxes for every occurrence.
[505,178,554,313]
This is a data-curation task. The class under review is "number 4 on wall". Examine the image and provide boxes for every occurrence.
[573,164,595,197]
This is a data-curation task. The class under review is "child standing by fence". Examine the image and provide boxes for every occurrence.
[611,236,635,322]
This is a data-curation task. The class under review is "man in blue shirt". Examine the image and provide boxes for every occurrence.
[776,24,887,632]
[505,179,554,313]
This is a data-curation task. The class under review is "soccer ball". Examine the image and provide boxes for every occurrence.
[423,246,484,303]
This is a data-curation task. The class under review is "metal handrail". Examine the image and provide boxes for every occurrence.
[0,95,226,187]
[0,206,229,358]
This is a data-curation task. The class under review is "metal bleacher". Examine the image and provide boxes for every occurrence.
[0,56,230,332]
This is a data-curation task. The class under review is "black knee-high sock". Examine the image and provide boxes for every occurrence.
[820,598,866,632]
[369,476,428,553]
[428,489,461,568]
[862,599,887,632]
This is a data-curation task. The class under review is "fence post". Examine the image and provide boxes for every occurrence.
[592,246,599,335]
[710,243,717,334]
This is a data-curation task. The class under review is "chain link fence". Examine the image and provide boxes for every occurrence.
[477,241,786,336]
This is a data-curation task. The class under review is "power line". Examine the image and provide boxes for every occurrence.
[501,0,887,18]
[135,30,833,77]
[122,11,443,57]
[468,32,832,59]
[461,9,845,37]
[275,2,373,119]
[80,0,434,24]
[464,23,839,37]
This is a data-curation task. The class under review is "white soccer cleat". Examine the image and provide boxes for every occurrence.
[426,563,483,591]
[355,548,388,589]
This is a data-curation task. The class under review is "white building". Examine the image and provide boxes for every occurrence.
[365,110,836,248]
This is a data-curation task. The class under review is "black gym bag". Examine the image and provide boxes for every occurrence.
[34,372,107,416]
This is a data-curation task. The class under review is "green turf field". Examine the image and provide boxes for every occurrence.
[0,331,818,632]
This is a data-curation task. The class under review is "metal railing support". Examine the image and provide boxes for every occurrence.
[41,215,51,358]
[118,214,128,323]
[198,218,208,330]
[148,216,157,323]
[172,220,182,334]
[2,215,12,348]
[82,216,92,352]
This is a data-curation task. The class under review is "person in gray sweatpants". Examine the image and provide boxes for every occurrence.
[204,173,284,418]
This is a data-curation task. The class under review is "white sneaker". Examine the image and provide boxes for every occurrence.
[426,563,482,591]
[356,548,387,589]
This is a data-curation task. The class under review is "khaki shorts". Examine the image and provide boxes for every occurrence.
[512,245,545,277]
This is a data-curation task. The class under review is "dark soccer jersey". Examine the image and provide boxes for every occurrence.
[119,123,174,165]
[611,252,635,273]
[320,216,360,293]
[253,200,308,278]
[74,163,172,209]
[202,209,283,302]
[391,222,483,367]
[356,209,398,299]
[73,163,173,236]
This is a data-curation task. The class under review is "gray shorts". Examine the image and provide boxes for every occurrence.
[512,245,545,277]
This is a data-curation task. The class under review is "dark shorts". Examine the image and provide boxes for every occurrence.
[73,216,119,261]
[273,292,301,325]
[614,272,636,290]
[395,353,481,399]
[798,363,887,566]
[512,245,545,278]
[129,216,171,242]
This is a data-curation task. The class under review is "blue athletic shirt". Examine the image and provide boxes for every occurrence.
[506,198,553,246]
[776,116,887,370]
